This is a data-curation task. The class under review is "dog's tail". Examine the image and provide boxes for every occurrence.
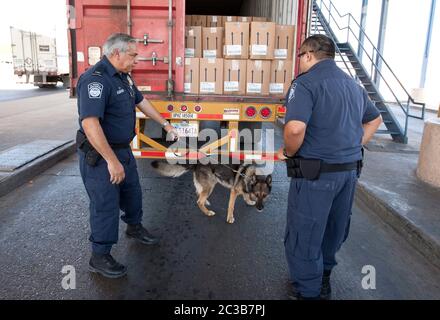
[151,161,192,178]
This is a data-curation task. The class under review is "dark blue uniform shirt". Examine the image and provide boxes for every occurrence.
[285,59,380,164]
[77,56,144,145]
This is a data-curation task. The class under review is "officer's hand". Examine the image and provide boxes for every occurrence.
[165,124,180,141]
[277,147,288,161]
[108,160,125,184]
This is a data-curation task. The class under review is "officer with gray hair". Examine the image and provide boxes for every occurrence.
[76,33,178,278]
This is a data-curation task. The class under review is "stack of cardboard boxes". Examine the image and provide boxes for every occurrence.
[184,15,295,97]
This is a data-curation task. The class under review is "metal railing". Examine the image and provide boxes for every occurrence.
[312,0,426,139]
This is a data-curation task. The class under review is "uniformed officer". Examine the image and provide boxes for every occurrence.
[77,33,178,278]
[277,35,382,299]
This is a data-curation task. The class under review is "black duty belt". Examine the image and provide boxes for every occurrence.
[286,157,362,180]
[76,130,130,166]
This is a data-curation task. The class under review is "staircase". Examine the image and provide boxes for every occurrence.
[311,0,426,144]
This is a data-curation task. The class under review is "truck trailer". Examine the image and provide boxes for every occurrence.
[10,26,70,88]
[67,0,309,162]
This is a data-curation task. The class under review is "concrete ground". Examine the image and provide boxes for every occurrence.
[0,90,77,153]
[360,106,440,266]
[0,126,439,299]
[0,92,439,300]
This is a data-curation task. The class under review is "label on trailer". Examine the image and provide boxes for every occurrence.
[203,50,217,58]
[226,45,242,56]
[270,83,284,94]
[274,49,288,59]
[184,83,191,93]
[172,113,197,120]
[247,83,262,93]
[77,51,85,62]
[88,46,101,65]
[224,81,239,92]
[251,45,268,56]
[224,108,240,115]
[185,48,195,58]
[200,82,216,93]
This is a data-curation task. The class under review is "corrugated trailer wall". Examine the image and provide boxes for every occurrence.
[241,0,298,26]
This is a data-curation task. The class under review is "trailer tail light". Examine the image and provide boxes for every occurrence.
[167,104,174,112]
[245,106,257,118]
[260,107,272,119]
[194,105,202,112]
[181,105,188,112]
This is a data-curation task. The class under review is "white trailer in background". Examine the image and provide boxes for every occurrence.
[10,26,69,88]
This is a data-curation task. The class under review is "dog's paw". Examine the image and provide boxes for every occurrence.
[226,216,235,224]
[205,210,216,217]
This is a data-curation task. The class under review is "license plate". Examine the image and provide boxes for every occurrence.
[172,121,199,138]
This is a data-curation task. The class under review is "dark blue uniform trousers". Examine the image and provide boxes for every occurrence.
[79,148,143,255]
[285,170,358,297]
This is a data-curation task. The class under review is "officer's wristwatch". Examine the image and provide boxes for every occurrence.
[161,120,170,128]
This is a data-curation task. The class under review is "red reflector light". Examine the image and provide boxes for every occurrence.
[167,104,174,112]
[260,107,272,118]
[194,105,202,112]
[181,105,188,112]
[245,106,257,118]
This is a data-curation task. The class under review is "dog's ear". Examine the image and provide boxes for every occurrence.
[266,175,272,186]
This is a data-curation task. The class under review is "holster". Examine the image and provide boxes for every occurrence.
[286,157,322,180]
[76,130,101,167]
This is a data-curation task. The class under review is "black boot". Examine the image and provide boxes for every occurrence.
[89,253,127,278]
[286,282,321,300]
[320,270,332,300]
[126,224,159,245]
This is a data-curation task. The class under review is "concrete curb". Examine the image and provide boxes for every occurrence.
[0,141,76,198]
[356,182,440,269]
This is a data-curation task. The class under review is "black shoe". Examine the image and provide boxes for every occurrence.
[88,253,127,279]
[126,224,159,245]
[320,271,332,300]
[286,282,321,300]
[288,291,321,300]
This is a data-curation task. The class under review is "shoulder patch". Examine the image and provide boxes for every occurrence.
[288,83,297,103]
[88,82,103,99]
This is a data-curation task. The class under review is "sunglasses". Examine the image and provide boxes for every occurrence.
[298,50,315,58]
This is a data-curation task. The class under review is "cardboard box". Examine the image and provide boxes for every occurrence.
[275,25,295,60]
[223,59,247,95]
[199,58,224,95]
[207,15,221,27]
[237,16,252,22]
[252,17,267,22]
[224,22,249,60]
[185,15,192,27]
[202,27,224,58]
[192,15,207,27]
[184,58,200,94]
[269,60,293,96]
[249,22,276,60]
[221,16,238,27]
[246,60,271,96]
[185,26,202,58]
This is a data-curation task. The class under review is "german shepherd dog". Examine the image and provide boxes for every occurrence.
[151,161,272,224]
